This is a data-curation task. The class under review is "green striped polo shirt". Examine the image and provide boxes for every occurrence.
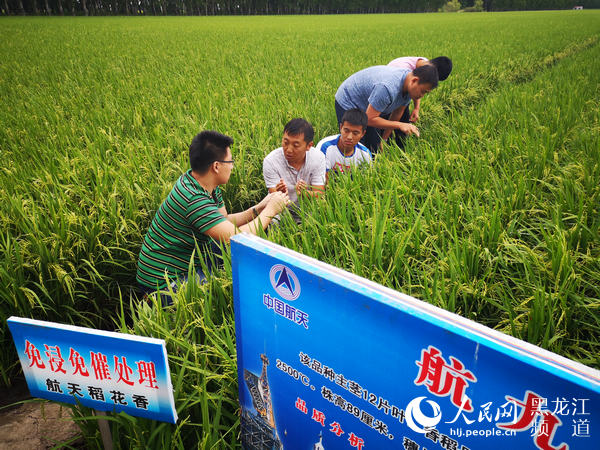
[137,170,227,289]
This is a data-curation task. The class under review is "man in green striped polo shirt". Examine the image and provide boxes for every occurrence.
[137,130,289,299]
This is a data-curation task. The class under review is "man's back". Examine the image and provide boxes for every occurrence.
[335,65,411,115]
[136,170,226,289]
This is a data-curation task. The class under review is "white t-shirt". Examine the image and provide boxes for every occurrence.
[315,135,372,173]
[387,56,428,71]
[263,147,326,204]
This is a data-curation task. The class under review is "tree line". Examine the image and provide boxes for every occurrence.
[1,0,598,17]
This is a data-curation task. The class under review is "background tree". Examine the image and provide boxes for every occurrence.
[2,0,600,20]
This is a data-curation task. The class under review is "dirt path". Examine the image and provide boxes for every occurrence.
[0,379,82,449]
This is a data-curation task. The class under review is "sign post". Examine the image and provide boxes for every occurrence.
[7,317,177,427]
[231,234,599,450]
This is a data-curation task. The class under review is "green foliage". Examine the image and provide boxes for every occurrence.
[70,268,240,448]
[462,0,484,11]
[1,10,599,447]
[440,0,462,11]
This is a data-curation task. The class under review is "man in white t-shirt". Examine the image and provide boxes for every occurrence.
[315,109,372,178]
[387,57,430,123]
[386,56,452,147]
[263,118,326,222]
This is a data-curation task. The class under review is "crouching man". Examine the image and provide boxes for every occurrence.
[315,108,371,177]
[262,118,326,223]
[137,130,289,300]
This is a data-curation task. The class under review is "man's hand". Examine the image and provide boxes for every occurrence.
[295,179,308,196]
[275,179,288,194]
[264,191,290,216]
[410,108,420,123]
[398,122,420,137]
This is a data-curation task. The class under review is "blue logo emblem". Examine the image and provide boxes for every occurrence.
[269,264,301,301]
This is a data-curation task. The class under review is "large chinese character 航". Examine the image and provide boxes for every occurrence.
[415,346,476,412]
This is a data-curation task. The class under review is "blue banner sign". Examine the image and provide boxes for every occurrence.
[7,317,177,424]
[231,234,599,450]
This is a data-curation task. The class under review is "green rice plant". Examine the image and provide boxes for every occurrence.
[1,10,599,447]
[70,261,239,448]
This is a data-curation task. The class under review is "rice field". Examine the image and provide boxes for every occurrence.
[1,10,599,447]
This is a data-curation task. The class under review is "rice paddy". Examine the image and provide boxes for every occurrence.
[1,10,599,447]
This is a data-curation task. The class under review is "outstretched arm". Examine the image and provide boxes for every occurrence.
[225,192,279,226]
[382,106,407,141]
[366,104,420,137]
[204,192,289,242]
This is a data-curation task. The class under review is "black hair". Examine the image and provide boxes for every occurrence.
[341,108,368,130]
[429,56,453,81]
[189,130,234,174]
[283,118,314,143]
[412,64,439,89]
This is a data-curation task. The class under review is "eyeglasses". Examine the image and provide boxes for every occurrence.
[215,159,235,165]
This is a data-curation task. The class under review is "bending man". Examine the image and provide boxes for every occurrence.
[335,64,439,152]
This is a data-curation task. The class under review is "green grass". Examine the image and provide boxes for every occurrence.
[1,10,599,447]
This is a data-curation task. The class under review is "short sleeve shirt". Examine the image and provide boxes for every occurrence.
[315,134,372,172]
[136,170,226,289]
[335,66,412,115]
[263,147,326,204]
[387,56,428,70]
